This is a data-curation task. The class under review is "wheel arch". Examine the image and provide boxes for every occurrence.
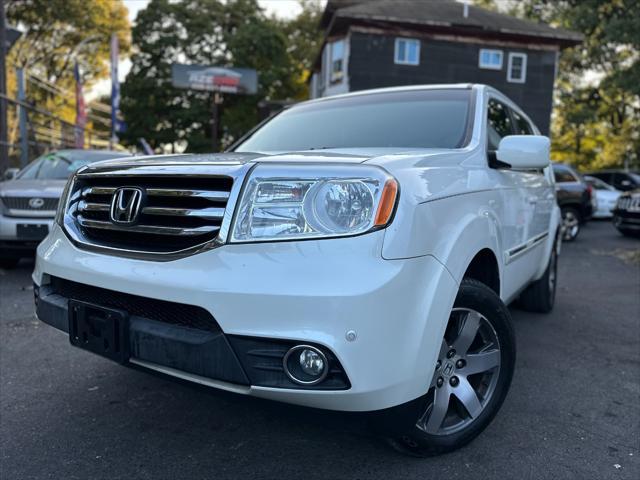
[462,248,500,295]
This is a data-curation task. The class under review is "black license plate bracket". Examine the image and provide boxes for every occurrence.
[17,223,48,240]
[69,300,129,363]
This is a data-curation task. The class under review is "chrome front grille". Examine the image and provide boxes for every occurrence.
[617,196,640,212]
[2,196,59,214]
[64,171,239,255]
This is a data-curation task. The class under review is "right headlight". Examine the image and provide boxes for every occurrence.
[230,164,398,243]
[55,175,75,226]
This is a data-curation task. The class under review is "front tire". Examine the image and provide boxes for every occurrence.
[372,278,515,456]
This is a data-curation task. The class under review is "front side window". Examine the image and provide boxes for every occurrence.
[234,89,472,152]
[512,110,534,135]
[330,40,345,83]
[394,38,420,66]
[479,49,503,70]
[507,53,527,83]
[486,99,513,150]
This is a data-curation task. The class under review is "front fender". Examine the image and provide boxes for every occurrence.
[383,191,503,296]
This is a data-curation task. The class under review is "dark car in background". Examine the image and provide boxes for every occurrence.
[552,163,594,242]
[586,170,640,192]
[612,189,640,237]
[0,149,132,268]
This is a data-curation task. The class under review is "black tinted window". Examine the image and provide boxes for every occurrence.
[553,167,578,183]
[235,90,472,152]
[512,110,534,135]
[487,100,513,150]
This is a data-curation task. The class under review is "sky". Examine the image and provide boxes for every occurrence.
[124,0,305,21]
[90,0,311,99]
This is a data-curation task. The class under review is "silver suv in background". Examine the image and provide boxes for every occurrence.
[0,150,131,268]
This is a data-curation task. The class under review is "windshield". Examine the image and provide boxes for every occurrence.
[586,176,613,191]
[17,151,130,180]
[234,89,473,153]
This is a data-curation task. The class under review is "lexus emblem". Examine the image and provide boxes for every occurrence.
[28,197,45,209]
[110,188,144,225]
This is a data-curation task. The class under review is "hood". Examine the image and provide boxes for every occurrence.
[81,148,463,172]
[0,178,67,198]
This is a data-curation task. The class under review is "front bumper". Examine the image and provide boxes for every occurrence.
[0,213,54,255]
[34,224,457,411]
[613,210,640,230]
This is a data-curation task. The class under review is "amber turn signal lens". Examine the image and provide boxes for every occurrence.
[374,179,398,226]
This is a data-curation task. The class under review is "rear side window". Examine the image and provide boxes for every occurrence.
[512,110,534,135]
[553,167,578,183]
[487,99,513,150]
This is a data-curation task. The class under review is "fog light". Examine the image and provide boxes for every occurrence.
[299,348,324,376]
[283,345,329,385]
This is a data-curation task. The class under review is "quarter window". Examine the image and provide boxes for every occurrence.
[394,38,420,65]
[479,49,503,70]
[329,40,345,83]
[487,100,513,150]
[507,53,527,83]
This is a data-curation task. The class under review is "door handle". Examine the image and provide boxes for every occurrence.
[527,197,538,204]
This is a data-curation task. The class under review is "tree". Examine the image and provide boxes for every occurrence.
[6,0,130,124]
[475,0,640,170]
[120,0,307,153]
[276,0,324,100]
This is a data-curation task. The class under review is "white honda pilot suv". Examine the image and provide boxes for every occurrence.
[34,84,560,455]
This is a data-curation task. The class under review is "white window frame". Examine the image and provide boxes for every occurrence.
[329,39,346,84]
[478,49,503,70]
[394,38,420,66]
[507,53,527,83]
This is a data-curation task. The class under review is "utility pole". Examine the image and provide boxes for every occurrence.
[0,0,9,174]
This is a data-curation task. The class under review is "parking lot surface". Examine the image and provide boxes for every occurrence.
[1,221,638,479]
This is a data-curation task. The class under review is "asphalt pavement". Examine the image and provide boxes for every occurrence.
[1,220,639,480]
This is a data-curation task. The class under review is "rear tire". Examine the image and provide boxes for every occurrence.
[561,207,580,242]
[519,239,558,313]
[371,278,515,456]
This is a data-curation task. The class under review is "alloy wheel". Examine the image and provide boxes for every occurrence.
[417,308,501,436]
[562,210,579,241]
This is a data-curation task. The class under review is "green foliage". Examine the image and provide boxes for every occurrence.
[120,0,320,152]
[6,0,130,87]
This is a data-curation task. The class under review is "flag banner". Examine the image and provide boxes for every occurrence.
[74,62,87,148]
[110,33,122,141]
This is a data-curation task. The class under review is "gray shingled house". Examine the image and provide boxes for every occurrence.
[310,0,582,134]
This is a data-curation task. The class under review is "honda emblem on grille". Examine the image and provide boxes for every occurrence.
[110,188,144,225]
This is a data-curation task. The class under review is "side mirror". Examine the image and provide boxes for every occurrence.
[495,135,550,169]
[4,168,19,181]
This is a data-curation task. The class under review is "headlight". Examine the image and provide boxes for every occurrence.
[231,164,398,242]
[55,175,75,226]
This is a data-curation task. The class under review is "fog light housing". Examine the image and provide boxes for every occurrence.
[283,345,329,385]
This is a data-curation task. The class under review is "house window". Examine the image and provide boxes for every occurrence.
[479,49,503,70]
[507,53,527,83]
[394,38,420,65]
[330,40,345,83]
